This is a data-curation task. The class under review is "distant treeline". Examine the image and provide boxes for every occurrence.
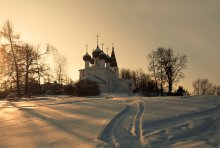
[120,68,188,96]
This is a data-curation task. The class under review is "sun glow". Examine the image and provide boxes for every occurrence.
[0,38,9,45]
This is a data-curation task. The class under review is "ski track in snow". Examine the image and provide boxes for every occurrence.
[98,99,145,148]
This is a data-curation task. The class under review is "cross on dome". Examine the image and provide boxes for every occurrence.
[106,46,109,55]
[85,44,88,53]
[96,34,100,45]
[101,43,104,50]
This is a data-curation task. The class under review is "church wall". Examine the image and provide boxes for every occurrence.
[79,70,84,79]
[84,67,115,82]
[99,83,111,92]
[112,79,133,93]
[110,67,119,79]
[80,67,133,94]
[85,61,89,69]
[99,60,105,67]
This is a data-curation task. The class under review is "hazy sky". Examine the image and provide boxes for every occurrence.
[1,0,220,92]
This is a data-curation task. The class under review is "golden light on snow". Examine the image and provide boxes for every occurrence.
[0,96,220,147]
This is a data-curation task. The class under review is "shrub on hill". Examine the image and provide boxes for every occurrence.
[74,79,100,96]
[166,86,189,96]
[217,86,220,95]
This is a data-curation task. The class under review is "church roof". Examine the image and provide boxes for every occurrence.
[110,47,118,67]
[83,52,91,61]
[92,45,102,58]
[99,50,107,60]
[90,58,95,64]
[105,54,112,63]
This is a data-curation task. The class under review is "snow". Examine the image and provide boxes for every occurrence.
[141,96,220,147]
[0,97,125,147]
[0,95,220,147]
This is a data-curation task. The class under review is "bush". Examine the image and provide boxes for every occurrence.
[75,79,100,96]
[175,86,189,96]
[6,93,21,101]
[217,86,220,95]
[41,81,63,95]
[0,91,9,100]
[28,81,42,95]
[63,84,75,95]
[141,80,157,96]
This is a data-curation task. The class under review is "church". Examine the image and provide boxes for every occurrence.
[79,36,134,94]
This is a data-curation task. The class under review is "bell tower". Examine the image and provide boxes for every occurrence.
[110,44,119,78]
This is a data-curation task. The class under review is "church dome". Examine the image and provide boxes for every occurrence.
[105,54,112,63]
[99,51,107,60]
[83,52,91,61]
[92,45,102,58]
[90,58,95,64]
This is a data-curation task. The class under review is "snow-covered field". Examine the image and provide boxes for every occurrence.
[0,95,220,148]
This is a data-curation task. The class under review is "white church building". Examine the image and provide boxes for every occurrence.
[79,37,134,94]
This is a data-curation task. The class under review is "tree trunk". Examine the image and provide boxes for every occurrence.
[24,60,29,96]
[168,81,172,95]
[24,71,29,96]
[155,81,159,96]
[9,38,21,97]
[15,67,20,96]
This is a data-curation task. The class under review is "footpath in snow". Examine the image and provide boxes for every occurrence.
[98,99,145,147]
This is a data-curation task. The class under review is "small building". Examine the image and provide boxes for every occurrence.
[79,38,134,94]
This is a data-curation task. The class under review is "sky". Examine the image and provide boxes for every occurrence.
[0,0,220,92]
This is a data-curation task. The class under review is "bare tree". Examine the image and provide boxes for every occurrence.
[193,78,213,95]
[210,85,218,95]
[1,20,51,96]
[148,50,165,95]
[20,43,40,95]
[0,20,21,96]
[148,47,187,94]
[41,62,53,83]
[0,45,7,90]
[120,68,132,79]
[49,45,67,84]
[120,68,155,95]
[1,20,67,96]
[0,45,6,79]
[55,55,67,84]
[35,45,51,85]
